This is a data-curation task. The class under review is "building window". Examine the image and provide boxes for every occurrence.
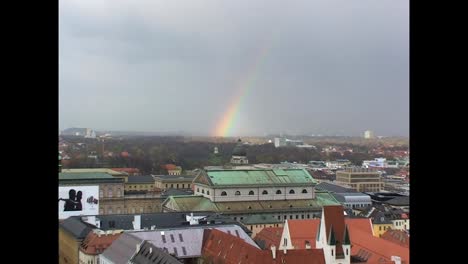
[301,215,304,219]
[262,190,268,195]
[302,189,308,193]
[197,188,200,192]
[166,184,168,188]
[188,184,191,188]
[276,190,282,194]
[140,207,143,213]
[202,189,205,194]
[108,188,113,197]
[307,214,310,218]
[290,215,293,219]
[117,188,121,197]
[296,215,299,219]
[284,238,287,246]
[171,184,174,188]
[99,190,103,198]
[346,249,349,255]
[177,184,179,189]
[278,216,281,220]
[331,249,334,256]
[379,226,382,231]
[221,191,227,196]
[284,215,287,219]
[182,184,185,188]
[207,190,210,195]
[249,190,254,195]
[289,189,295,194]
[117,207,121,214]
[235,191,241,195]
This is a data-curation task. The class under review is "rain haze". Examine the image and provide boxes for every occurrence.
[59,0,409,137]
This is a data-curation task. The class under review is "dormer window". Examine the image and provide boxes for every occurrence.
[235,191,241,195]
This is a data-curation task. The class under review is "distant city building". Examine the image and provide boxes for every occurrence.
[326,159,352,170]
[335,168,383,192]
[162,164,183,175]
[85,128,96,138]
[153,175,195,191]
[230,138,249,165]
[274,137,315,148]
[364,130,375,139]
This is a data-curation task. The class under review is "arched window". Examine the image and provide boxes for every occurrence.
[197,188,200,192]
[235,191,241,196]
[248,191,254,195]
[221,191,227,196]
[276,190,282,194]
[289,189,295,194]
[302,189,308,193]
[262,190,268,195]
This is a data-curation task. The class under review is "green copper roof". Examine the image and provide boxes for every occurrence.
[315,191,341,206]
[205,168,317,186]
[240,214,283,224]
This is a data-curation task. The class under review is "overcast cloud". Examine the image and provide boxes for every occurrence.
[59,0,409,137]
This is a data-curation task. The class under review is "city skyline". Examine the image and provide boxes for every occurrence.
[60,0,409,137]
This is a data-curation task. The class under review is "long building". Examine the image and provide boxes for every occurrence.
[162,167,340,221]
[335,168,383,192]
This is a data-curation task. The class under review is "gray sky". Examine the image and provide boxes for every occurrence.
[59,0,409,137]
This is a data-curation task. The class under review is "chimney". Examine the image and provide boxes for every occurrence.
[305,241,311,250]
[270,245,276,259]
[391,256,401,264]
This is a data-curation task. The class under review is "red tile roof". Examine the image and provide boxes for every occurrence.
[202,229,326,264]
[323,205,346,256]
[254,227,283,248]
[287,219,321,249]
[349,228,409,264]
[381,229,409,248]
[80,232,121,255]
[282,218,372,250]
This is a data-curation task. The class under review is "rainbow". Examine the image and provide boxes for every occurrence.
[213,42,273,137]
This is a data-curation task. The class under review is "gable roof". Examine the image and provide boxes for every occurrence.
[287,219,321,249]
[322,205,346,256]
[60,216,96,240]
[129,240,182,264]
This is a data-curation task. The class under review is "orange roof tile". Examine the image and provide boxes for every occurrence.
[287,219,320,249]
[202,229,326,264]
[254,227,283,248]
[381,229,409,248]
[349,228,409,264]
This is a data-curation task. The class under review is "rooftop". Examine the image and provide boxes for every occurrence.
[130,240,182,264]
[80,231,122,255]
[127,175,155,184]
[60,217,96,240]
[315,182,357,193]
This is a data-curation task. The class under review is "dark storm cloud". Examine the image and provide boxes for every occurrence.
[60,0,408,137]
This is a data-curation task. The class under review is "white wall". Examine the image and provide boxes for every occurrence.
[193,184,315,202]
